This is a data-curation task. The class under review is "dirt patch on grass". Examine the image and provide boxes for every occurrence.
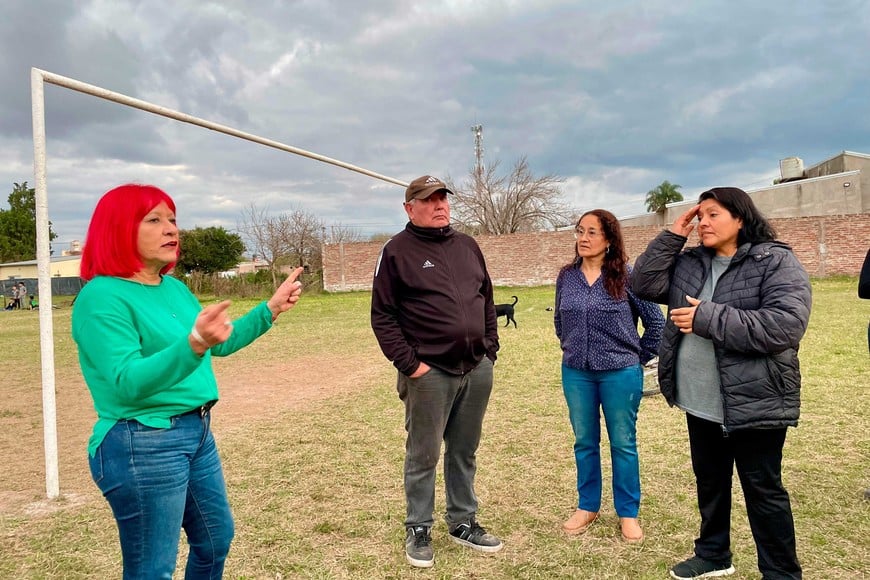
[212,354,388,431]
[0,354,390,517]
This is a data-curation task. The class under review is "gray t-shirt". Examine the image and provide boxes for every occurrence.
[675,255,732,423]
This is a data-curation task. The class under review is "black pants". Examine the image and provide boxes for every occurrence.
[686,414,802,579]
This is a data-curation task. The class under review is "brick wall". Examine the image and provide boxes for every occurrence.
[323,214,870,292]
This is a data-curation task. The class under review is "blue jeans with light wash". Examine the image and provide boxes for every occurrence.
[89,411,233,580]
[561,363,643,517]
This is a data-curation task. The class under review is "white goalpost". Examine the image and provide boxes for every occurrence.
[30,67,409,498]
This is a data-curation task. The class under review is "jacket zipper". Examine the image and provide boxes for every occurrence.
[440,241,472,375]
[708,249,746,437]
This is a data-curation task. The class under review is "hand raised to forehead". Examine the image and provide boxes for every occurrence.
[670,205,699,238]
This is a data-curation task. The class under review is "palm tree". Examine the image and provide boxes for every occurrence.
[645,180,683,213]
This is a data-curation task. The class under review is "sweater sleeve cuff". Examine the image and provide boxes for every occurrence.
[257,301,275,326]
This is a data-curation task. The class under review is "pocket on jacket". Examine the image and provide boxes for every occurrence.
[765,351,799,396]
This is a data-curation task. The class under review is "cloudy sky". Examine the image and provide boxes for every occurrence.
[2,0,869,253]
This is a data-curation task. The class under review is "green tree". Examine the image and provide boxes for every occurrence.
[176,226,245,274]
[645,180,684,213]
[0,182,58,262]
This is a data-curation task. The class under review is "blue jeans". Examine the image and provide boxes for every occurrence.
[89,411,234,579]
[561,364,643,517]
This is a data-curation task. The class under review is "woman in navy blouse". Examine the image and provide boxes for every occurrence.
[555,209,664,543]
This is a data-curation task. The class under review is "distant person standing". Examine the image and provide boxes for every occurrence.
[18,282,27,309]
[371,175,502,569]
[10,283,20,309]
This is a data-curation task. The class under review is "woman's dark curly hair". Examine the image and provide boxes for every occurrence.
[698,187,776,245]
[560,209,628,300]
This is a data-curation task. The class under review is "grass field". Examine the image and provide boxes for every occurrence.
[0,278,868,579]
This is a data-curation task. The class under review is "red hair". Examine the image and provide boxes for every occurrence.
[80,184,178,281]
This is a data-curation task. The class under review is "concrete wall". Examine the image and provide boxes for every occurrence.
[804,151,870,213]
[621,151,870,228]
[324,214,870,292]
[324,150,870,292]
[653,171,862,224]
[0,256,81,280]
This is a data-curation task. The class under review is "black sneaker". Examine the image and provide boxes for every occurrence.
[449,518,503,553]
[405,526,434,568]
[670,556,735,579]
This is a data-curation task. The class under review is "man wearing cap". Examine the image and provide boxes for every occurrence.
[371,175,502,568]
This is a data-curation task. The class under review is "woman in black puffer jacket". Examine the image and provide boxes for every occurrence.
[631,187,811,580]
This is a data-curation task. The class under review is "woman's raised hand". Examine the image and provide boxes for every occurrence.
[267,267,305,320]
[670,205,700,238]
[190,300,233,353]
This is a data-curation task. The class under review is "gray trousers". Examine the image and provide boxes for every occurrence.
[397,357,494,529]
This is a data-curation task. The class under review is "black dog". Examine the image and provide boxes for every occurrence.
[495,296,518,328]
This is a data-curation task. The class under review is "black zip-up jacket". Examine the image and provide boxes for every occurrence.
[630,230,812,431]
[371,222,499,376]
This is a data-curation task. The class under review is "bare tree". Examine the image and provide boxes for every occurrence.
[323,223,363,245]
[282,209,321,268]
[448,157,571,234]
[236,203,288,287]
[237,203,327,287]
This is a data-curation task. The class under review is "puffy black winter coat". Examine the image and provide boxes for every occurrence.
[630,230,812,431]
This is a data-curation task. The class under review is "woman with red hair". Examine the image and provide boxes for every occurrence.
[73,184,304,579]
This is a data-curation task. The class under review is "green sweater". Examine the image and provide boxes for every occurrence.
[72,275,274,456]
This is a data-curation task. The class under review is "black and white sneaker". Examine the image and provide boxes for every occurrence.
[670,556,735,579]
[405,526,434,568]
[448,518,503,553]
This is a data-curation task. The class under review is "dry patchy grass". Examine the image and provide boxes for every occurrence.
[0,280,868,578]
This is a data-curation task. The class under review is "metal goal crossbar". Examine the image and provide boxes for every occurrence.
[30,67,408,498]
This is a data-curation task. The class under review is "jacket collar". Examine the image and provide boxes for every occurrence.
[687,239,787,264]
[405,221,454,241]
